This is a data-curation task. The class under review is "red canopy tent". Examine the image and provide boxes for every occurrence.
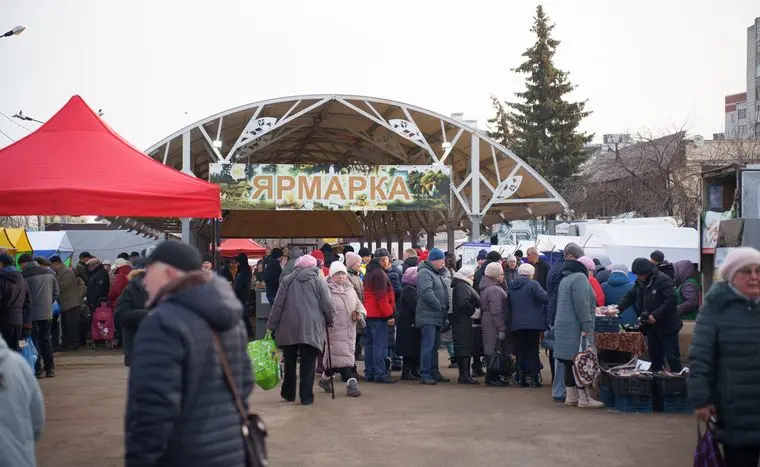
[219,239,266,259]
[0,95,220,218]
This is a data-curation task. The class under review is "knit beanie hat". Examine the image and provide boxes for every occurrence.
[310,250,325,261]
[517,263,535,277]
[611,263,629,274]
[345,252,362,269]
[505,254,517,263]
[402,266,418,285]
[457,265,475,278]
[486,251,502,262]
[650,250,665,263]
[485,262,503,279]
[428,248,445,261]
[564,242,584,259]
[329,261,347,278]
[477,249,488,261]
[631,258,655,275]
[578,256,596,272]
[720,247,760,282]
[295,254,318,269]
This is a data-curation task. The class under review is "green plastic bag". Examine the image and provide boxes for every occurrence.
[247,331,281,391]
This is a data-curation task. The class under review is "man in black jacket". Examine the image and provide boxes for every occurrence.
[618,258,681,372]
[85,258,110,308]
[114,269,149,366]
[232,253,254,338]
[473,251,502,292]
[126,241,254,467]
[263,248,283,304]
[650,250,675,280]
[526,247,550,291]
[0,253,31,350]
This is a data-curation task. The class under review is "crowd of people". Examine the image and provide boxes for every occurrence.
[4,237,760,466]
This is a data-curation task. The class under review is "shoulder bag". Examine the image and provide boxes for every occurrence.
[572,335,599,387]
[212,332,269,467]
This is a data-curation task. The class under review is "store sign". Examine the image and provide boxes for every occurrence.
[209,163,451,211]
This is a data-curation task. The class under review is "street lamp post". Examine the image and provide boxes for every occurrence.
[1,25,26,38]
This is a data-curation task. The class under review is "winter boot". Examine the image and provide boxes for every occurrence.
[564,386,580,406]
[530,371,542,388]
[318,375,333,393]
[485,370,507,387]
[457,358,479,385]
[472,357,486,377]
[400,366,419,381]
[346,378,361,397]
[448,357,458,369]
[519,371,529,388]
[578,388,604,409]
[433,371,450,383]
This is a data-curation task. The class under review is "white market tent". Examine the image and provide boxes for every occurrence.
[580,224,698,268]
[62,230,162,263]
[27,231,74,262]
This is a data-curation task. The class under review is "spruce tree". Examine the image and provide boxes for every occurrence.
[491,5,592,191]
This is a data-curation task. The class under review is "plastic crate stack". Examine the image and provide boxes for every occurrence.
[612,375,654,413]
[655,376,692,414]
[594,315,621,333]
[599,370,615,407]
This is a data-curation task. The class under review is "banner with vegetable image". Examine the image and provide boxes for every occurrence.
[210,163,451,211]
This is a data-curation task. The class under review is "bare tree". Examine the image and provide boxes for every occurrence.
[570,132,760,227]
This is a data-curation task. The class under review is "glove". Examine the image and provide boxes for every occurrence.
[498,331,506,342]
[470,309,481,320]
[441,323,452,334]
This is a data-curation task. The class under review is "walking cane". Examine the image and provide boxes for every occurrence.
[325,323,336,399]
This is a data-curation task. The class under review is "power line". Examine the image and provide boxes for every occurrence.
[0,111,30,131]
[0,127,15,142]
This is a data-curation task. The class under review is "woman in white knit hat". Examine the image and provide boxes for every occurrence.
[318,261,366,397]
[688,247,760,465]
[508,263,549,388]
[479,262,509,386]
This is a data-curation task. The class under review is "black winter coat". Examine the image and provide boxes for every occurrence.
[658,261,675,280]
[451,276,480,358]
[114,272,149,367]
[546,257,565,327]
[402,257,419,272]
[125,272,253,467]
[86,266,110,307]
[394,284,420,357]
[0,268,31,328]
[618,270,680,335]
[387,265,402,346]
[233,255,252,307]
[262,255,282,299]
[531,259,550,291]
[688,282,760,446]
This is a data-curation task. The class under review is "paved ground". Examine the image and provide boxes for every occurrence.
[37,349,696,467]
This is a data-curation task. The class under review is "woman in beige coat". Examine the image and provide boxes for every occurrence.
[318,262,366,397]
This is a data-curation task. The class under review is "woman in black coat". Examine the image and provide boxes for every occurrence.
[394,267,420,380]
[451,266,481,385]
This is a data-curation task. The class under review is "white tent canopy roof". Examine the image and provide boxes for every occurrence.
[580,224,699,267]
[27,231,73,253]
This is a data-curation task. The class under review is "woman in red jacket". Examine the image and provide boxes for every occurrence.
[108,258,133,306]
[579,256,605,306]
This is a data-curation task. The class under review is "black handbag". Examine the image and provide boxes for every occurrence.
[486,344,512,376]
[212,332,269,467]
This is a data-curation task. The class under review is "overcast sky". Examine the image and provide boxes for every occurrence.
[0,0,757,150]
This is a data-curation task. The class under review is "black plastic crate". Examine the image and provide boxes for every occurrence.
[595,316,621,333]
[600,384,615,407]
[612,375,654,395]
[655,376,688,397]
[615,394,653,414]
[659,395,693,414]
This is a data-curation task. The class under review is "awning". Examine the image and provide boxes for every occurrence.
[0,96,221,218]
[219,239,266,258]
[3,228,32,253]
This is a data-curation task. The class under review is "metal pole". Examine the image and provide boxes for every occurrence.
[470,132,482,242]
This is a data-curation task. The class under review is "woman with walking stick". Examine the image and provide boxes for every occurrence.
[318,262,366,397]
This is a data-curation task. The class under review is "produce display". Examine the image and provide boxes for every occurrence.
[595,305,619,317]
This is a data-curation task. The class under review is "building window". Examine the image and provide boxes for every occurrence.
[739,109,747,119]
